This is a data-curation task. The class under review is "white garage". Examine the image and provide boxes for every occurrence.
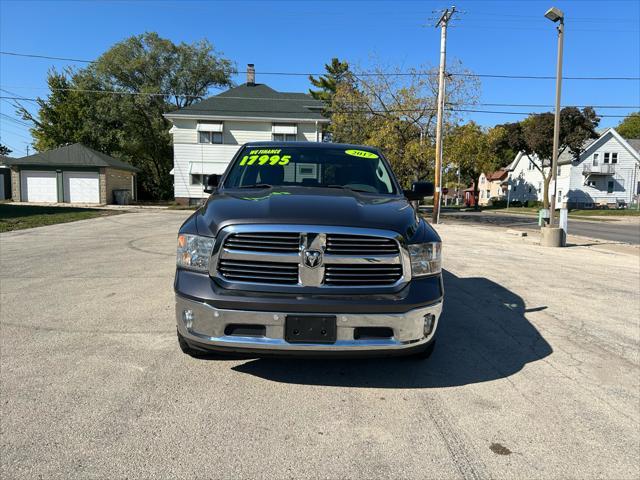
[7,143,138,204]
[63,171,100,203]
[20,171,58,203]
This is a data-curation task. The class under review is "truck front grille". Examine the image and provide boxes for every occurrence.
[215,226,406,289]
[324,264,403,286]
[326,234,399,255]
[223,232,300,253]
[218,259,298,284]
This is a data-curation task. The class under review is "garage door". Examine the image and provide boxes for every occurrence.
[21,171,58,202]
[63,172,100,203]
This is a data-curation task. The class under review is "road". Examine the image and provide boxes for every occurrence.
[1,211,639,479]
[434,209,640,244]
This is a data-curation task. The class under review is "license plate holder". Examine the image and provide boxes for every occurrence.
[285,315,337,344]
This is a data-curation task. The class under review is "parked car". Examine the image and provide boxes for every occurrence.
[174,142,443,358]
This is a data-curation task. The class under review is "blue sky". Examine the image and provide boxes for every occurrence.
[1,0,639,157]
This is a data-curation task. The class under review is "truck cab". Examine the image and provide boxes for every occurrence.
[175,142,442,358]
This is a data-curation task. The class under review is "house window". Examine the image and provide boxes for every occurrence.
[587,180,596,187]
[611,153,618,164]
[272,123,298,142]
[191,174,209,185]
[198,131,223,144]
[528,186,533,194]
[593,153,599,166]
[272,133,297,142]
[604,152,610,164]
[528,161,534,171]
[607,180,614,194]
[557,166,562,176]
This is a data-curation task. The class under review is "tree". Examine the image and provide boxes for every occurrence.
[0,144,12,156]
[518,107,599,208]
[325,61,480,187]
[19,33,234,199]
[445,122,504,209]
[308,58,350,104]
[616,112,640,139]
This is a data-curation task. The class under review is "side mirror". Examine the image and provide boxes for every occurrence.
[404,181,434,201]
[204,174,221,194]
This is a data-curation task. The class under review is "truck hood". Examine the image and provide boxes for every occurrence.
[192,186,434,241]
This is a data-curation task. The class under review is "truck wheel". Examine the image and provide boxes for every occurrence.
[411,339,436,360]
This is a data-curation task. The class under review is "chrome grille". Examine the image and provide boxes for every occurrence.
[214,226,408,289]
[223,232,300,253]
[324,264,403,286]
[326,234,399,255]
[218,259,298,284]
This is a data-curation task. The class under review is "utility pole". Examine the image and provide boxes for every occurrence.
[432,6,455,224]
[25,144,30,156]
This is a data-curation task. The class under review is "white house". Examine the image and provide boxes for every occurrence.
[557,128,639,208]
[164,64,330,205]
[504,151,547,205]
[505,128,640,208]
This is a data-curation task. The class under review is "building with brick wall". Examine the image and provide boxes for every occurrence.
[4,143,138,204]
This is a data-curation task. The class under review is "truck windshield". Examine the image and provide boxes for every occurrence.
[223,145,398,194]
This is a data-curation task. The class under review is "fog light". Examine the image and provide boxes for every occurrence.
[183,309,194,330]
[423,313,435,337]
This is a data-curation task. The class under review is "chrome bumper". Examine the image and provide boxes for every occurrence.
[176,295,442,352]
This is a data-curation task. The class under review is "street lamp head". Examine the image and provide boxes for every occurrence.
[545,6,564,22]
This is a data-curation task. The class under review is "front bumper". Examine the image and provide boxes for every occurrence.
[176,294,442,355]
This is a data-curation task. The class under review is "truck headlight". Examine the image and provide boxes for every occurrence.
[408,242,442,277]
[176,234,215,272]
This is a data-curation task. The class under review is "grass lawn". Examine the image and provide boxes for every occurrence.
[483,206,640,218]
[0,204,122,233]
[568,208,640,217]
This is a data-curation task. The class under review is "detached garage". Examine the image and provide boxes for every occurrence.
[6,143,138,204]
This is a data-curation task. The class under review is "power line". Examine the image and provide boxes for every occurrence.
[1,87,638,109]
[1,51,639,81]
[0,98,632,118]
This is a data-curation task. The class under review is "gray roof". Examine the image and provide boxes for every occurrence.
[5,143,139,172]
[0,155,14,168]
[627,139,640,154]
[165,83,328,121]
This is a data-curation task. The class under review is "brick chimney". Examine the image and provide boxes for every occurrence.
[246,64,255,86]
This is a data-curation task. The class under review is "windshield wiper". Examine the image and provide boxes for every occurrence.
[321,185,373,193]
[236,183,273,189]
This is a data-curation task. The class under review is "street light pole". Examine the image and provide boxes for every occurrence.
[545,6,564,228]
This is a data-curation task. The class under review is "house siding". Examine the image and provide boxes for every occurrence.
[170,119,323,201]
[507,153,545,204]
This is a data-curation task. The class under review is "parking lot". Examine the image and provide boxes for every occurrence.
[1,210,639,479]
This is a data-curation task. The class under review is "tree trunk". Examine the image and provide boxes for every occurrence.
[473,179,480,211]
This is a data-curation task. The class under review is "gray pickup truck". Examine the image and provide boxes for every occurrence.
[175,142,443,358]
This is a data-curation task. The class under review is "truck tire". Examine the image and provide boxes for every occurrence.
[411,339,436,360]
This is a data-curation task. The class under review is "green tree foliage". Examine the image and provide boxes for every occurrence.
[325,62,480,188]
[516,107,599,208]
[445,122,505,208]
[0,144,12,156]
[19,33,234,199]
[308,58,350,105]
[616,112,640,139]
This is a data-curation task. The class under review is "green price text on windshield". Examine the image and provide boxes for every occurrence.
[239,149,290,166]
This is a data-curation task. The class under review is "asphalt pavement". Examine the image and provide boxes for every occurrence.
[1,211,639,479]
[433,208,640,244]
